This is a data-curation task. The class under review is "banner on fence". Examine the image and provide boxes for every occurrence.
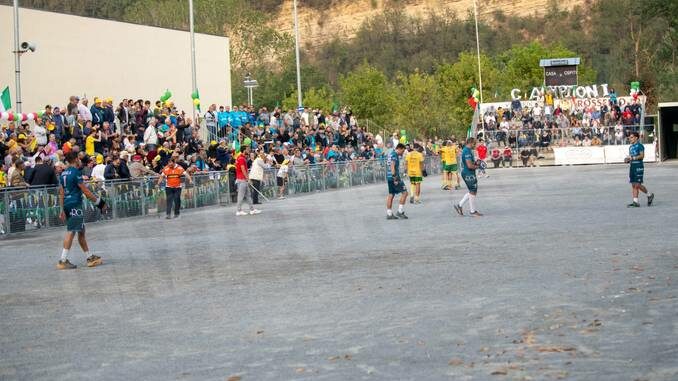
[604,144,656,163]
[553,147,605,165]
[554,144,657,165]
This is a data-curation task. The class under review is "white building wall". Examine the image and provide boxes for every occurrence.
[0,5,231,114]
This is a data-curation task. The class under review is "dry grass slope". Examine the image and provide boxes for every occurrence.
[271,0,586,46]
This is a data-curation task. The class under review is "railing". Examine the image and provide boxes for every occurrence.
[478,125,654,148]
[0,157,441,237]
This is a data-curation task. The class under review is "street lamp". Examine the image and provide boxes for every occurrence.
[12,0,37,113]
[293,0,303,110]
[243,73,258,106]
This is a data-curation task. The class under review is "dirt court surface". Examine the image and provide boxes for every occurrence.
[1,163,677,381]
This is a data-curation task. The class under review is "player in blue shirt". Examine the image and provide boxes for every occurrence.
[625,131,654,207]
[454,137,483,217]
[386,143,409,220]
[57,152,107,270]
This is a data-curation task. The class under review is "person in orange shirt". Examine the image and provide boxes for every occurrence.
[157,156,192,219]
[62,138,76,154]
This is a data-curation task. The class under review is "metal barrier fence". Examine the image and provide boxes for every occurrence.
[479,125,654,148]
[0,157,440,237]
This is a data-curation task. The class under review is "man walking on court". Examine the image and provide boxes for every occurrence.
[157,156,192,219]
[57,151,107,270]
[625,131,654,207]
[235,145,262,216]
[454,137,483,217]
[386,143,409,219]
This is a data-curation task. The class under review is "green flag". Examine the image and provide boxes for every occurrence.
[0,86,11,112]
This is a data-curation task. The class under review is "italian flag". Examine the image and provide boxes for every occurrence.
[0,86,11,113]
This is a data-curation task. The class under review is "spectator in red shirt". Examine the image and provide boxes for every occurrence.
[476,139,488,177]
[476,140,488,160]
[235,145,261,216]
[622,107,634,126]
[490,147,502,168]
[502,146,513,167]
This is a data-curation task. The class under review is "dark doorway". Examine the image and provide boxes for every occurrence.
[660,105,678,160]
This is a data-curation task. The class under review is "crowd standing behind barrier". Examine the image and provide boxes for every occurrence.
[477,95,653,149]
[0,157,441,236]
[0,92,655,235]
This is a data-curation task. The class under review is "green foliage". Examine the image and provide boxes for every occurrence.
[436,52,500,135]
[391,71,447,139]
[3,0,138,20]
[497,43,596,90]
[302,87,335,112]
[338,64,395,127]
[8,0,677,118]
[281,87,336,112]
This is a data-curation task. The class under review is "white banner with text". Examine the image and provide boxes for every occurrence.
[554,144,656,165]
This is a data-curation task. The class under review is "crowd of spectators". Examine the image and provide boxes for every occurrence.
[479,90,648,150]
[0,90,652,189]
[0,96,410,189]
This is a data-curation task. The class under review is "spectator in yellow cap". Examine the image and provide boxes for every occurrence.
[91,97,104,126]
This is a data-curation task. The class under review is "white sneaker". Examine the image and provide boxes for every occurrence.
[278,196,286,200]
[235,211,248,216]
[249,209,262,215]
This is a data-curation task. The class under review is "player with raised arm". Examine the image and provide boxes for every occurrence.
[625,131,654,208]
[386,143,409,219]
[454,137,483,217]
[57,151,107,270]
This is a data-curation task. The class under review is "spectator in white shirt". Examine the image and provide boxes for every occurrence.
[78,98,92,121]
[143,118,159,149]
[249,150,270,205]
[33,120,48,146]
[91,155,107,181]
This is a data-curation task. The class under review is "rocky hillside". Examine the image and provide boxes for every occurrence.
[271,0,587,47]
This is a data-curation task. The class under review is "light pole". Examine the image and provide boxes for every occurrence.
[189,0,197,119]
[473,0,484,105]
[293,0,303,110]
[243,73,258,106]
[13,0,22,112]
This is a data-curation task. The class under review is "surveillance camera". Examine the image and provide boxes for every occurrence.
[20,42,36,52]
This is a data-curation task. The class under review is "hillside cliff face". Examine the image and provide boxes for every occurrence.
[270,0,586,47]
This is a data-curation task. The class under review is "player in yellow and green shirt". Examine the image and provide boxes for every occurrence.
[439,139,459,190]
[405,145,425,204]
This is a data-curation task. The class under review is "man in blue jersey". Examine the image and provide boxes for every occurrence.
[57,151,107,270]
[454,137,483,217]
[625,131,654,207]
[386,143,409,220]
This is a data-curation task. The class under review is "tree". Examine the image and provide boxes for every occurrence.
[436,52,500,136]
[339,63,395,127]
[498,42,596,91]
[392,71,448,139]
[281,87,334,112]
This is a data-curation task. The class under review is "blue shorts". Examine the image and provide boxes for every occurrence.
[64,203,85,232]
[462,171,478,193]
[387,178,406,195]
[629,162,644,184]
